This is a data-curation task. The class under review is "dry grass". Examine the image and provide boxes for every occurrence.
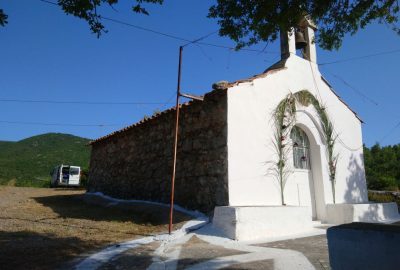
[0,186,190,270]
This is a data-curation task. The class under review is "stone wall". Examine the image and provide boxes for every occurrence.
[88,89,228,214]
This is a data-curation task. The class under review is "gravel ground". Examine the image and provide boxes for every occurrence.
[257,235,330,270]
[0,186,190,270]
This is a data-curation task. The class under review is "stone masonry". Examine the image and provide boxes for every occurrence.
[88,89,228,213]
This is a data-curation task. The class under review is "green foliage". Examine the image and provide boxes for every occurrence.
[0,1,163,37]
[368,191,400,209]
[270,90,338,204]
[294,90,339,202]
[0,9,7,26]
[0,133,90,187]
[364,143,400,191]
[270,94,297,205]
[2,1,398,50]
[209,0,399,50]
[58,0,163,37]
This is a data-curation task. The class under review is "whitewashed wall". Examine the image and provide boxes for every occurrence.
[226,54,367,221]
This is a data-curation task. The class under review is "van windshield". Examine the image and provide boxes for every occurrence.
[70,167,80,175]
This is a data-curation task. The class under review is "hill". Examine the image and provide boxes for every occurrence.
[0,133,91,187]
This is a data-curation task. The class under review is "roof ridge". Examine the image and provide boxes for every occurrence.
[90,61,289,145]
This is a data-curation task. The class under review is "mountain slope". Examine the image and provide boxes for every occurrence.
[0,133,91,187]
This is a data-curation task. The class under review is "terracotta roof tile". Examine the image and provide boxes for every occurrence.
[89,101,194,145]
[89,65,286,145]
[90,60,361,145]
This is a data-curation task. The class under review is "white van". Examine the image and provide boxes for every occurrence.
[50,165,81,187]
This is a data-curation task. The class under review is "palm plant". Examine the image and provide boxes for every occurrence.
[271,90,339,205]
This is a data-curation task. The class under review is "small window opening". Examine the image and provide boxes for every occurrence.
[291,127,311,170]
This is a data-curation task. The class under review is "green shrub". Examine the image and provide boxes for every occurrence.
[368,191,400,211]
[368,176,398,191]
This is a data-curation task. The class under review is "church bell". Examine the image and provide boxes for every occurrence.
[295,29,307,50]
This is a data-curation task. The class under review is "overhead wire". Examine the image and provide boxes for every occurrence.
[321,68,379,106]
[100,15,192,43]
[319,48,400,66]
[30,0,400,145]
[308,60,364,151]
[0,98,173,105]
[320,67,400,145]
[38,0,278,55]
[5,3,221,130]
[0,120,123,127]
[379,120,400,143]
[308,60,324,103]
[38,0,400,63]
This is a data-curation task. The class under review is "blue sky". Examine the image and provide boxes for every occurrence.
[1,0,399,147]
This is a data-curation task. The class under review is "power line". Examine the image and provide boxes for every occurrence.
[320,66,400,146]
[39,0,194,44]
[160,91,177,110]
[182,29,218,48]
[322,69,379,106]
[0,120,122,127]
[100,15,192,43]
[308,60,324,103]
[0,99,173,105]
[319,48,400,66]
[308,61,364,151]
[39,0,57,6]
[38,0,278,55]
[40,0,400,62]
[379,120,400,143]
[101,16,277,54]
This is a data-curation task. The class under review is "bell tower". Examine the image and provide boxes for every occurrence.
[280,16,318,63]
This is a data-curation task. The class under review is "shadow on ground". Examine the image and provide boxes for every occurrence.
[34,193,191,226]
[0,230,100,270]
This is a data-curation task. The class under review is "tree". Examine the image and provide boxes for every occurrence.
[0,9,7,26]
[208,0,399,50]
[364,143,400,191]
[1,1,399,50]
[0,0,163,37]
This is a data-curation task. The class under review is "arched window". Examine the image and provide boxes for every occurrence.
[291,126,311,170]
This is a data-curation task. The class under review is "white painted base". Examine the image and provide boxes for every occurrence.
[325,203,400,224]
[212,206,315,241]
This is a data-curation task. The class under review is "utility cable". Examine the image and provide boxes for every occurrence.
[0,99,173,105]
[0,120,123,127]
[319,48,400,66]
[40,1,400,62]
[38,0,278,55]
[321,68,379,106]
[321,68,400,146]
[102,15,277,54]
[308,61,364,151]
[308,60,324,103]
[100,15,192,43]
[379,120,400,143]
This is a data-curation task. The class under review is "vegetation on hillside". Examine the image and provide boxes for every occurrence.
[364,143,400,191]
[0,133,90,187]
[0,132,398,191]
